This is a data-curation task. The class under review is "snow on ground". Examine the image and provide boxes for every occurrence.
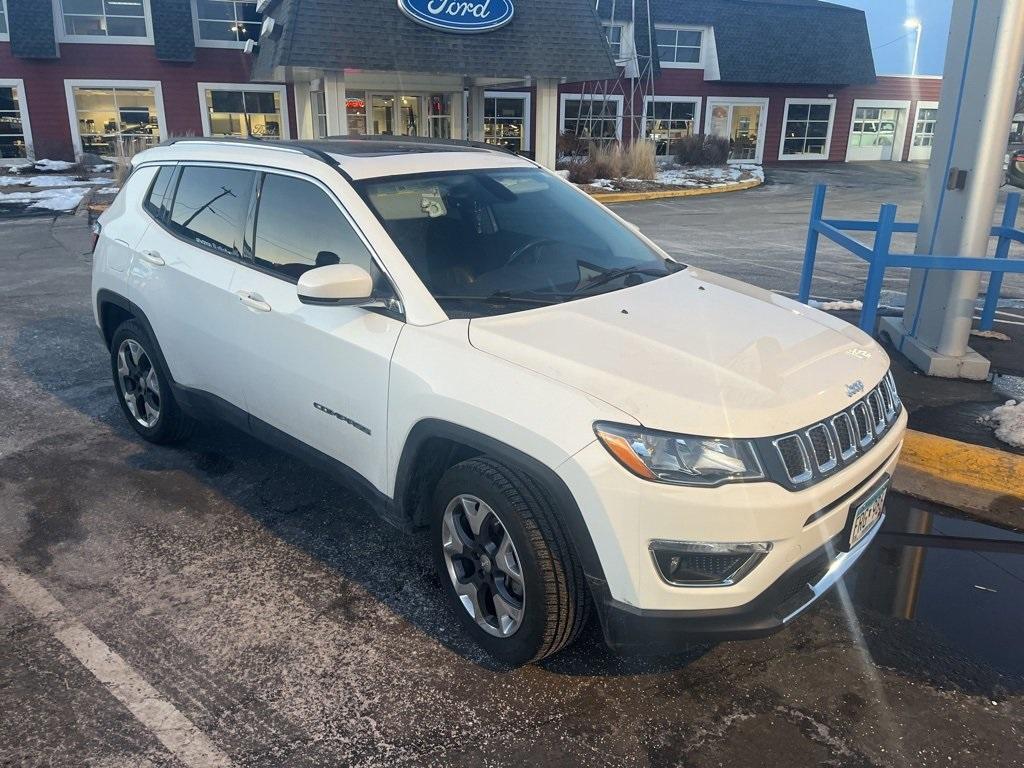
[0,175,109,188]
[809,298,864,311]
[0,188,88,211]
[97,187,121,195]
[987,400,1024,448]
[970,329,1012,341]
[31,159,77,172]
[655,164,763,188]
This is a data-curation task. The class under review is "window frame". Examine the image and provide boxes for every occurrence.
[197,82,291,140]
[654,24,705,69]
[602,21,624,62]
[483,90,531,152]
[0,0,10,41]
[642,95,701,156]
[559,93,624,142]
[0,78,34,164]
[911,100,940,147]
[144,161,403,308]
[53,0,153,45]
[63,79,167,158]
[777,98,836,162]
[190,0,261,49]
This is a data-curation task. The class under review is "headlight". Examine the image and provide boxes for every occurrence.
[594,422,764,487]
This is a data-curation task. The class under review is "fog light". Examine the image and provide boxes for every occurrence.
[650,541,771,586]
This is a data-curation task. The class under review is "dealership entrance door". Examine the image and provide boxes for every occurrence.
[846,100,911,161]
[706,98,769,163]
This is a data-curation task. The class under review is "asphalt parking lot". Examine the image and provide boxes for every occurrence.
[2,165,1023,767]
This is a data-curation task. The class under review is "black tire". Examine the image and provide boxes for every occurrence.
[431,457,590,665]
[109,319,195,444]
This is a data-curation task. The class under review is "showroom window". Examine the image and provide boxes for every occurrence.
[655,26,703,66]
[781,100,834,159]
[201,86,287,139]
[427,94,452,139]
[483,94,528,152]
[59,0,149,40]
[193,0,260,44]
[645,98,698,157]
[913,108,938,147]
[69,84,162,156]
[0,82,29,160]
[561,95,622,143]
[603,23,624,60]
[346,92,367,135]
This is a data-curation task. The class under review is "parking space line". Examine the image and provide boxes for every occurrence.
[0,562,233,768]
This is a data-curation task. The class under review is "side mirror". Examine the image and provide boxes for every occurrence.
[297,263,374,306]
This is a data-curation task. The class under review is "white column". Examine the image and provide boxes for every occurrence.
[880,0,1024,379]
[450,90,466,140]
[324,71,348,137]
[294,80,314,139]
[534,79,558,170]
[468,85,485,142]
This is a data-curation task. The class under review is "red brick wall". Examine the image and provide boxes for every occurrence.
[559,71,944,164]
[0,43,297,160]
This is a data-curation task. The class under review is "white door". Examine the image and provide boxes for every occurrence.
[228,171,402,492]
[706,99,768,163]
[848,106,902,161]
[129,163,256,409]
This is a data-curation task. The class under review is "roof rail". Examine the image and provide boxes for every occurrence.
[322,133,515,155]
[155,136,351,179]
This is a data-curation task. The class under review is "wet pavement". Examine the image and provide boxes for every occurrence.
[2,191,1024,767]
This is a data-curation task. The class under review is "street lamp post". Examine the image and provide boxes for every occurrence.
[905,17,923,76]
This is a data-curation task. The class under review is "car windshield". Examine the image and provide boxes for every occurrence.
[355,168,682,318]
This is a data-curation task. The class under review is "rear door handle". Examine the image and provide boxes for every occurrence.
[139,249,164,266]
[236,291,272,312]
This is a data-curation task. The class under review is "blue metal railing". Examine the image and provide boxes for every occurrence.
[799,184,1024,334]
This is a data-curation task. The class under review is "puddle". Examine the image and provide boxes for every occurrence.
[847,494,1024,677]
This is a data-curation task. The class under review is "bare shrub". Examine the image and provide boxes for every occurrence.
[622,139,657,180]
[588,142,623,179]
[556,131,586,158]
[563,157,598,184]
[675,134,731,166]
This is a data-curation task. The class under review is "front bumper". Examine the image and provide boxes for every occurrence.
[591,508,884,653]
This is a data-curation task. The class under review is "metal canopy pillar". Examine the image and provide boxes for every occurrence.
[880,0,1024,379]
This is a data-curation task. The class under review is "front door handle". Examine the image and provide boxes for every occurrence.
[139,249,164,266]
[237,291,272,312]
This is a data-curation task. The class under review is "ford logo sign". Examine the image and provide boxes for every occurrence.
[398,0,515,34]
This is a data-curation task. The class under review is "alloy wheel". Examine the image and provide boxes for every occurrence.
[441,494,526,637]
[116,339,161,428]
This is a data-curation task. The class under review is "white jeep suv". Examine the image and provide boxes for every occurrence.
[92,137,906,664]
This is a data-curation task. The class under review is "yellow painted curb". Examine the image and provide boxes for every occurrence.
[893,429,1024,530]
[587,177,762,203]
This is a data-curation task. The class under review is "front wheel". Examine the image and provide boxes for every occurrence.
[431,457,590,665]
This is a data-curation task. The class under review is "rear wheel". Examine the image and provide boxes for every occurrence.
[432,457,590,665]
[110,320,194,444]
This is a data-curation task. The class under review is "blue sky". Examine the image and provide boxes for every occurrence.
[835,0,953,76]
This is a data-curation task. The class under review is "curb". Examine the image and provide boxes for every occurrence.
[586,177,762,204]
[893,429,1024,531]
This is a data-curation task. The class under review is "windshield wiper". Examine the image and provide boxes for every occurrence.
[433,291,562,306]
[572,265,670,295]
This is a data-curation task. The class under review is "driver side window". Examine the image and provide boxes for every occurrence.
[252,173,381,284]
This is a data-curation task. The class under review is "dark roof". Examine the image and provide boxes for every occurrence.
[254,0,617,82]
[598,0,876,86]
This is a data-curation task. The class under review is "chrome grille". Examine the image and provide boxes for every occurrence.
[768,372,902,489]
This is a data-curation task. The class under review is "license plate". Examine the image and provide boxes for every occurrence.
[846,480,888,549]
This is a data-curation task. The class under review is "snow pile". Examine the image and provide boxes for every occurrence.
[988,400,1024,449]
[0,187,87,211]
[809,299,864,311]
[970,329,1012,341]
[32,159,77,172]
[97,187,121,195]
[653,164,763,189]
[0,174,108,188]
[589,178,618,190]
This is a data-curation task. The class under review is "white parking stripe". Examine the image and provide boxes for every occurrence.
[0,562,233,768]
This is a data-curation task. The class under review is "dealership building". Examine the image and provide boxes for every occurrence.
[0,0,942,169]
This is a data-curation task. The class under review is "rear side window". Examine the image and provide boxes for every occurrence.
[252,173,378,282]
[169,165,256,258]
[144,166,174,220]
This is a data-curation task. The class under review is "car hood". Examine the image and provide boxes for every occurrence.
[468,269,890,437]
